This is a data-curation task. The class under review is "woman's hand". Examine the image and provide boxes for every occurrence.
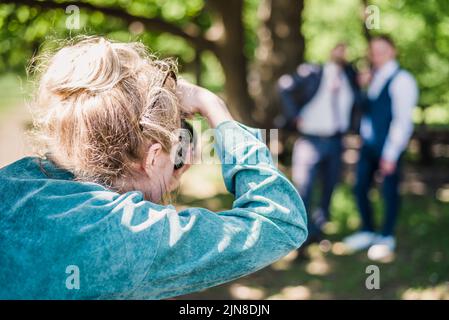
[176,79,233,128]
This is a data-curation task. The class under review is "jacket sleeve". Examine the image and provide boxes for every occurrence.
[66,121,307,299]
[278,72,304,121]
[128,121,307,299]
[382,71,418,162]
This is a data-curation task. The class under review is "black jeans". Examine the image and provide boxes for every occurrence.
[354,145,402,237]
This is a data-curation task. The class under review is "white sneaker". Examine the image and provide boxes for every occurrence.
[367,236,396,261]
[342,231,377,252]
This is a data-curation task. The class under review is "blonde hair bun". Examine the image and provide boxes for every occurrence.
[31,36,180,188]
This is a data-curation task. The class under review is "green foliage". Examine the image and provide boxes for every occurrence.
[303,0,368,63]
[371,0,449,107]
[0,0,449,114]
[0,0,208,76]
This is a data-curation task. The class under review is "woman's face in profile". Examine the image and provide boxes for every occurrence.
[138,73,194,202]
[134,133,191,202]
[142,135,193,202]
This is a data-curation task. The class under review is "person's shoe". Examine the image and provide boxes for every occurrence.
[367,235,396,261]
[342,231,377,252]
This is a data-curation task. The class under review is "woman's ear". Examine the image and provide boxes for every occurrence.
[143,143,163,176]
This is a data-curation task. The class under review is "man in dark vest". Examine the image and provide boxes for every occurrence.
[278,43,360,242]
[343,35,419,261]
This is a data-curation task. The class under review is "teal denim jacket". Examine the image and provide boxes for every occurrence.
[0,120,307,299]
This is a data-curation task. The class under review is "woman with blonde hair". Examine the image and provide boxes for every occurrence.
[0,37,307,299]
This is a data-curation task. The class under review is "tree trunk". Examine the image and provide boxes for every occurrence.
[251,0,305,128]
[206,0,257,126]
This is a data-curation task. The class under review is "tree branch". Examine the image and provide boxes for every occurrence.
[0,0,216,51]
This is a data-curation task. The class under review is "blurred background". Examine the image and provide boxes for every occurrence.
[0,0,448,299]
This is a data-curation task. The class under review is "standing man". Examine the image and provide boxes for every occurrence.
[278,43,360,241]
[343,35,419,261]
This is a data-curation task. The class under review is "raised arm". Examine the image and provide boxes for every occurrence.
[138,119,307,299]
[380,71,418,174]
[137,81,308,298]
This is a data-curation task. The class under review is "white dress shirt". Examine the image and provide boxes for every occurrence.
[298,62,354,137]
[361,60,419,162]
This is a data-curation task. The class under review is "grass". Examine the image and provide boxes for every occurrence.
[175,160,449,300]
